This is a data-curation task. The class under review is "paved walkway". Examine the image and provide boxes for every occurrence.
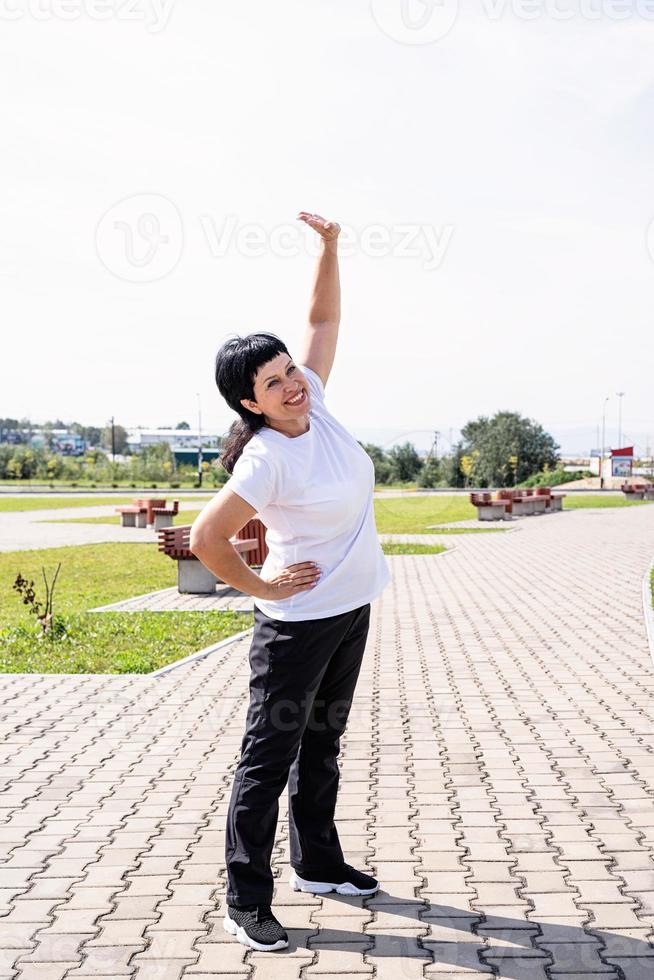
[91,587,255,614]
[0,506,193,554]
[1,507,654,979]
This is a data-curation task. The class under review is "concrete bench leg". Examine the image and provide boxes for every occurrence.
[532,499,547,515]
[135,512,147,528]
[120,512,136,527]
[178,558,219,594]
[633,492,645,500]
[645,490,654,500]
[154,513,174,530]
[477,506,502,521]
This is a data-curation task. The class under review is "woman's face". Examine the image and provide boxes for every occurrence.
[241,352,311,424]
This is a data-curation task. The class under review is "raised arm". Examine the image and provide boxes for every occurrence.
[296,212,341,389]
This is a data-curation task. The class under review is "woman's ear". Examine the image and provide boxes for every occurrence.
[241,398,262,415]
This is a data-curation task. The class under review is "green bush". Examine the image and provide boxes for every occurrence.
[519,468,592,488]
[417,456,441,488]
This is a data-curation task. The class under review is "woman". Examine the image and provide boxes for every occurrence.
[190,212,391,953]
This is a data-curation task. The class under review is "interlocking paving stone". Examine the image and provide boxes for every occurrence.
[2,505,654,979]
[89,588,254,614]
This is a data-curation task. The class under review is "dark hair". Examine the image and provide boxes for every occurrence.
[215,332,290,473]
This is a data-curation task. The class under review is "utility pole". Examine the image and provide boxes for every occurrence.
[196,393,203,488]
[600,396,609,490]
[110,416,115,465]
[616,391,625,447]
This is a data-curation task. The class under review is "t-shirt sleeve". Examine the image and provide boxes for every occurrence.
[224,451,277,513]
[300,364,326,405]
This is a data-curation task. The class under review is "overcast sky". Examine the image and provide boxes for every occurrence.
[2,0,654,453]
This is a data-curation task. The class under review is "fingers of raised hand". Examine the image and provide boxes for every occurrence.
[296,212,339,237]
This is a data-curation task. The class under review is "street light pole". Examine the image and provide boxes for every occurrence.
[196,393,203,488]
[616,391,625,448]
[600,396,609,490]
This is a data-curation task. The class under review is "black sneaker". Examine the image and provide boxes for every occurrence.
[290,863,379,896]
[223,904,288,951]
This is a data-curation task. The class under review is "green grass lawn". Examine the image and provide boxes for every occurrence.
[51,497,477,531]
[374,495,476,532]
[563,495,652,510]
[381,543,447,555]
[374,492,651,532]
[43,492,652,534]
[0,495,211,513]
[1,542,252,674]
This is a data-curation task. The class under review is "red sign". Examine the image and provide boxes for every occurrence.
[610,446,633,457]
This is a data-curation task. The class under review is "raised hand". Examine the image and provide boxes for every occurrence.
[297,211,341,243]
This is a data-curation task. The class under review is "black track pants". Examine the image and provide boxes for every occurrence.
[225,601,371,907]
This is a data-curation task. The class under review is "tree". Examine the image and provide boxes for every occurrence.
[41,422,56,450]
[387,442,422,483]
[440,444,466,488]
[460,411,559,487]
[176,421,191,429]
[101,423,128,455]
[417,454,441,488]
[359,442,393,484]
[70,423,102,447]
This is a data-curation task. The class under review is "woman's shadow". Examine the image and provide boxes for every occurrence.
[283,892,654,973]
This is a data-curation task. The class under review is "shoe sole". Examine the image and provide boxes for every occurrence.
[289,870,380,896]
[222,913,288,951]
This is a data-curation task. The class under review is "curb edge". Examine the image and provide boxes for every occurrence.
[151,626,254,677]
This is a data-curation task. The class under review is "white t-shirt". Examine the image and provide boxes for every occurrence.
[223,364,391,621]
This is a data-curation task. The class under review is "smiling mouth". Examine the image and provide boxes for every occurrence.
[285,389,306,406]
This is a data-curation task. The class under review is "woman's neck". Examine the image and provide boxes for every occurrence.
[265,414,311,438]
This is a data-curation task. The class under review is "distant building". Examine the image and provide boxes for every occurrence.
[28,429,86,456]
[126,428,224,466]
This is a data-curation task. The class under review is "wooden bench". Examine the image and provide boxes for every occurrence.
[158,520,269,594]
[470,492,510,521]
[622,482,651,500]
[116,497,167,528]
[115,505,148,528]
[470,487,565,520]
[521,488,547,515]
[136,497,166,527]
[550,491,566,511]
[152,500,179,530]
